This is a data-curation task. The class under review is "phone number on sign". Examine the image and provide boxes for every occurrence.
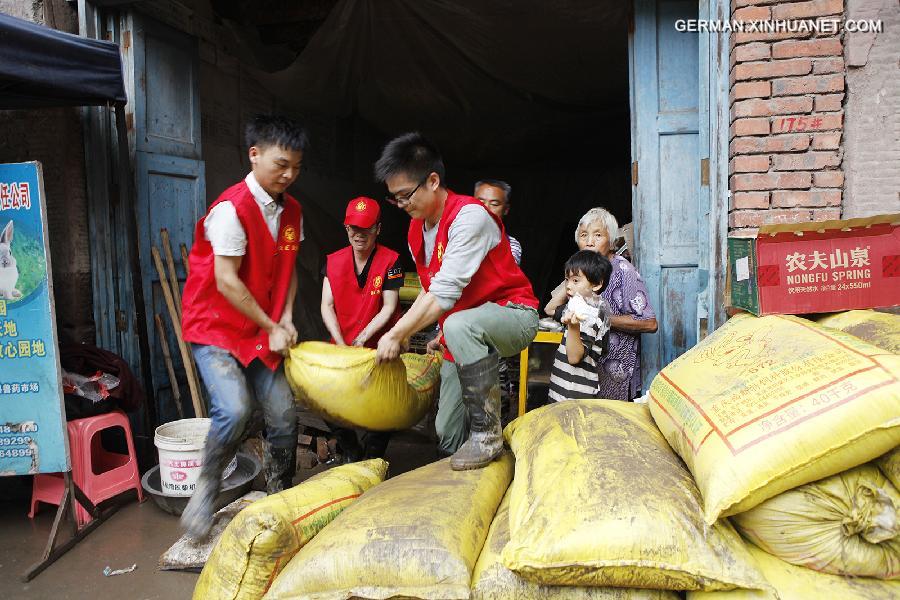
[0,447,34,458]
[0,435,32,445]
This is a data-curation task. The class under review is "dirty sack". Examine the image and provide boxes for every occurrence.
[648,313,900,523]
[687,542,900,600]
[731,463,900,579]
[193,459,387,600]
[471,488,681,600]
[265,453,513,600]
[160,491,266,572]
[501,400,770,592]
[285,342,441,431]
[815,310,900,354]
[878,446,900,491]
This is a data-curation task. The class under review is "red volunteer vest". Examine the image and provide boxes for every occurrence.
[326,244,402,349]
[408,191,538,360]
[181,180,301,370]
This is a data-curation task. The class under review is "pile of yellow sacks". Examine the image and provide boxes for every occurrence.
[195,310,898,600]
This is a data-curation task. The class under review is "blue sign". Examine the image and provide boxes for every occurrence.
[0,162,68,476]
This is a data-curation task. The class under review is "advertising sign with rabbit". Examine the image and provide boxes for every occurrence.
[0,162,68,476]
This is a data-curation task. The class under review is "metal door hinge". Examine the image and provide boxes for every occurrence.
[700,158,710,186]
[631,161,639,186]
[116,310,128,332]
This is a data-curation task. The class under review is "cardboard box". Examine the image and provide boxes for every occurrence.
[728,213,900,315]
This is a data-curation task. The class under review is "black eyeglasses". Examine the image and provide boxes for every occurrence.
[385,178,426,207]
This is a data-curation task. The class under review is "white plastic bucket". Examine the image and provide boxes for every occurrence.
[154,418,237,497]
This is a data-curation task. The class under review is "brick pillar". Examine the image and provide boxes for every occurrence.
[729,0,846,235]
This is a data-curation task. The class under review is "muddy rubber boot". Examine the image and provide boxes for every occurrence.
[179,442,235,540]
[265,444,297,494]
[450,352,504,471]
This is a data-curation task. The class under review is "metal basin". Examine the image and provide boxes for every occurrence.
[140,451,261,516]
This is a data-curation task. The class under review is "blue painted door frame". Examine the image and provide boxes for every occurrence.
[630,0,729,388]
[130,13,205,422]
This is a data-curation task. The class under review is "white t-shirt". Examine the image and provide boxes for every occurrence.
[204,172,304,256]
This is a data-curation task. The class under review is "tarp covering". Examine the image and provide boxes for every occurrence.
[0,13,126,109]
[255,0,629,165]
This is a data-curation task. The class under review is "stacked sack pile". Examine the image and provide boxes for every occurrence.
[193,310,899,600]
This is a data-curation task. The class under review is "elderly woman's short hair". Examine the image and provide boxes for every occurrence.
[575,207,619,245]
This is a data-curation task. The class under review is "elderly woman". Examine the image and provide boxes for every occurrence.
[545,207,657,401]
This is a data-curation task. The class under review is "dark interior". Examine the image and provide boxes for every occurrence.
[215,0,634,304]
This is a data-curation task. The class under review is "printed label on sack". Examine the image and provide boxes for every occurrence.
[651,317,897,456]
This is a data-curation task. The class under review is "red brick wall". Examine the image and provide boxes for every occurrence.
[729,0,846,235]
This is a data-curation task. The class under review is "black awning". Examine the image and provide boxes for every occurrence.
[0,13,126,109]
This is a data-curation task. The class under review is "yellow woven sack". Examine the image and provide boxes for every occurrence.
[471,489,681,600]
[816,310,900,354]
[285,342,441,431]
[649,313,900,523]
[193,459,387,600]
[687,543,900,600]
[501,400,770,592]
[265,453,513,600]
[731,463,900,579]
[878,447,900,491]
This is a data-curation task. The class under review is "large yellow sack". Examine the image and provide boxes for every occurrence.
[285,342,441,431]
[501,400,770,592]
[878,446,900,490]
[471,489,681,600]
[649,313,900,523]
[266,453,513,600]
[193,459,387,600]
[687,543,900,600]
[816,310,900,354]
[731,463,900,579]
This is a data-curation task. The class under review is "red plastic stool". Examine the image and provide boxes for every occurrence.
[28,411,143,526]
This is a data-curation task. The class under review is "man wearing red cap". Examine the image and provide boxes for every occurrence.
[320,196,403,460]
[321,197,403,348]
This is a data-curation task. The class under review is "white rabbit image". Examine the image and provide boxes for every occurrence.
[0,220,21,300]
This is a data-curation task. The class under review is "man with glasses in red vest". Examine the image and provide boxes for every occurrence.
[374,132,539,470]
[179,115,306,539]
[320,196,402,460]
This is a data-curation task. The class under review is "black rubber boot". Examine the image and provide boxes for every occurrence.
[180,441,237,540]
[265,444,297,494]
[362,431,391,459]
[450,351,504,471]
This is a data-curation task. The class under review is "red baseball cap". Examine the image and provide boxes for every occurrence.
[344,196,381,228]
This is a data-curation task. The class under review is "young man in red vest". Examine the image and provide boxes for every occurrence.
[374,132,539,470]
[179,115,307,539]
[320,196,402,460]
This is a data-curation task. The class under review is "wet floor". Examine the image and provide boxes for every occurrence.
[0,429,436,600]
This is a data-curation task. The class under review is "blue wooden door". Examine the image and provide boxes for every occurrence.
[630,0,702,388]
[131,14,205,421]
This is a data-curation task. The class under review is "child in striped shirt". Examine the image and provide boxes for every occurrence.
[548,250,612,402]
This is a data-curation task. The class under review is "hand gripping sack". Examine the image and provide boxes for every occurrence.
[649,313,900,523]
[285,342,441,431]
[815,310,900,354]
[471,489,681,600]
[265,453,513,600]
[193,459,387,600]
[501,400,770,592]
[731,464,900,579]
[687,543,900,600]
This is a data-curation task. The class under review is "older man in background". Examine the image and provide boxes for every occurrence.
[474,179,522,265]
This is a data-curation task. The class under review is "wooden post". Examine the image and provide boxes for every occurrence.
[180,243,190,276]
[154,313,184,419]
[160,228,182,318]
[152,246,204,418]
